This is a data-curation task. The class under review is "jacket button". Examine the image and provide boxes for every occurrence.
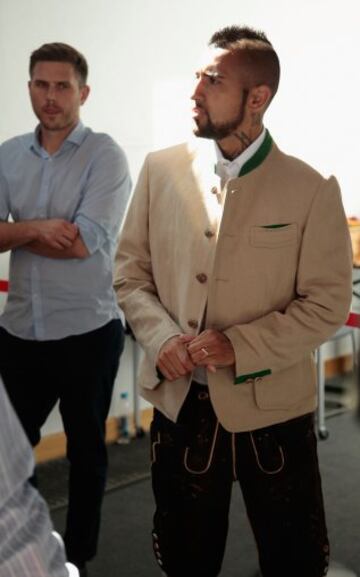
[204,229,215,238]
[188,319,198,329]
[211,186,218,194]
[196,273,207,283]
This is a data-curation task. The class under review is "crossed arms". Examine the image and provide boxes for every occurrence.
[0,218,89,259]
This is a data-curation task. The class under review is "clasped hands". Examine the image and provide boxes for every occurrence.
[31,219,79,250]
[156,329,235,382]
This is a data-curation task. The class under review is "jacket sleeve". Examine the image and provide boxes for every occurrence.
[114,155,182,373]
[224,176,353,383]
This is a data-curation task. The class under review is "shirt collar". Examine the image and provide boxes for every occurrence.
[214,127,267,179]
[29,121,87,157]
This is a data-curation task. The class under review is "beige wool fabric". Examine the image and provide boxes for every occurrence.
[115,137,353,432]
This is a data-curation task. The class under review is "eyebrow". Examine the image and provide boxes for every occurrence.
[207,70,222,77]
[32,78,71,84]
[196,68,226,80]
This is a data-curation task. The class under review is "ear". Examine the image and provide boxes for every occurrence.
[248,85,272,112]
[80,85,90,106]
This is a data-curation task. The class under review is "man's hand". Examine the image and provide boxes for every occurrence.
[157,335,195,381]
[0,219,78,253]
[184,329,236,373]
[31,219,79,249]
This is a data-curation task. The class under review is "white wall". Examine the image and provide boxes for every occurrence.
[0,0,359,436]
[0,0,360,213]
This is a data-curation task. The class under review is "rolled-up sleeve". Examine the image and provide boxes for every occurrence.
[74,137,131,255]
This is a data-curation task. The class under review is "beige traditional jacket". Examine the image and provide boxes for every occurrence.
[114,133,353,432]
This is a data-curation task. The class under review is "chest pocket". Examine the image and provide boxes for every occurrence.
[250,223,298,248]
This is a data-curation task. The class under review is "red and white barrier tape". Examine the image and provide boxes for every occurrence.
[347,312,360,328]
[0,278,358,326]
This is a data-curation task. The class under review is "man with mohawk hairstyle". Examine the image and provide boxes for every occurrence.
[115,25,352,577]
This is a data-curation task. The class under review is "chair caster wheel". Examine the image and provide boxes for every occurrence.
[319,429,329,440]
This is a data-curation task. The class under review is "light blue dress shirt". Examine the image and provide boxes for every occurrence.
[0,375,76,576]
[0,122,131,340]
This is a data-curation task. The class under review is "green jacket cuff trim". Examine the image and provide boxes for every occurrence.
[234,369,272,384]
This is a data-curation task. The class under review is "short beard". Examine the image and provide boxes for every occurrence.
[193,90,248,141]
[193,115,242,140]
[37,114,77,134]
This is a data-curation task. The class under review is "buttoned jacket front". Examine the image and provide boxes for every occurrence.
[115,135,353,432]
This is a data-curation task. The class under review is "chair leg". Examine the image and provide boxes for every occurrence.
[351,331,358,370]
[317,346,329,439]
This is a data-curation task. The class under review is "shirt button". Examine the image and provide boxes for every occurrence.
[188,319,198,329]
[196,273,207,283]
[211,186,218,194]
[204,229,215,238]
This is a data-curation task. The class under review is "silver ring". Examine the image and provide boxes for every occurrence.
[201,347,209,357]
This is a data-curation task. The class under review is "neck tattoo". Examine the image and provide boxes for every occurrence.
[251,112,261,127]
[233,131,252,150]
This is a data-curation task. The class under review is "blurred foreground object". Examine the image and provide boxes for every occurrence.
[348,217,360,267]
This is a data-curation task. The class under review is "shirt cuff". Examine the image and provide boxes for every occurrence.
[75,214,108,255]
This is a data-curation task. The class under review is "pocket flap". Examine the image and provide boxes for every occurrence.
[250,223,298,248]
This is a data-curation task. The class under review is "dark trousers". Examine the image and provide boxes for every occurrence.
[150,383,329,577]
[0,320,124,565]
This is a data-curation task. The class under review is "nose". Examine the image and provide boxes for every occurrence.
[191,76,205,102]
[46,84,57,101]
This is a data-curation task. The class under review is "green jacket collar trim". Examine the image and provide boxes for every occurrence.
[234,368,272,385]
[238,130,273,178]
